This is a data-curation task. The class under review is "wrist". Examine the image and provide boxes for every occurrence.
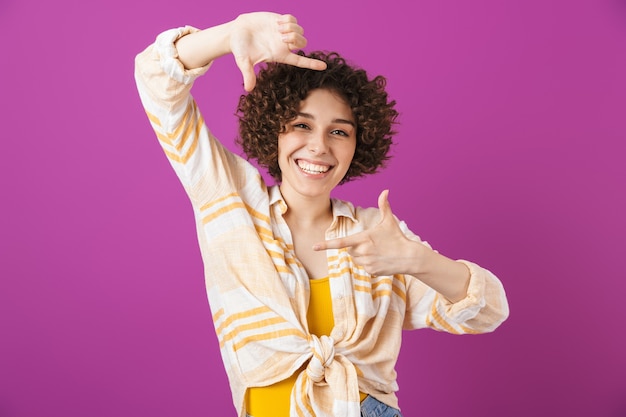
[175,22,234,69]
[408,241,436,277]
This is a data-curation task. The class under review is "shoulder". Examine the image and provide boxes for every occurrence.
[331,197,381,228]
[334,197,427,244]
[354,205,382,228]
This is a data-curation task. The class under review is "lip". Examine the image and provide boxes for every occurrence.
[294,158,334,177]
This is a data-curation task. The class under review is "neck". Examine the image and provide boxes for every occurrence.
[279,185,333,228]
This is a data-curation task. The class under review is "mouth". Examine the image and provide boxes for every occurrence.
[296,159,332,175]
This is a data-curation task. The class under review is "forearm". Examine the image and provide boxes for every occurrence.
[408,242,471,303]
[135,26,236,199]
[175,20,235,69]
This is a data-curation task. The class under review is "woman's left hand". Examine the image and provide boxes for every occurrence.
[313,190,425,276]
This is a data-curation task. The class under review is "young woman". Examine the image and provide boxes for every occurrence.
[134,11,509,417]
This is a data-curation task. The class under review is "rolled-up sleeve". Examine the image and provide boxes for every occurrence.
[403,260,509,333]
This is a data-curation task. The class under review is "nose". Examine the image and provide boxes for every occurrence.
[308,131,329,155]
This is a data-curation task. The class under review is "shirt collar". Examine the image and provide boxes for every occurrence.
[268,185,358,224]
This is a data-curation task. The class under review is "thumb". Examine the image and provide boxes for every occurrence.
[377,189,392,222]
[235,56,257,91]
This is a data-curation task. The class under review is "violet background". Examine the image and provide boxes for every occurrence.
[1,0,625,416]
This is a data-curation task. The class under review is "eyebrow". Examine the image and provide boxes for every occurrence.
[297,112,356,128]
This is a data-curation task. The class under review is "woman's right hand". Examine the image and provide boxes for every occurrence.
[230,12,327,91]
[175,12,326,91]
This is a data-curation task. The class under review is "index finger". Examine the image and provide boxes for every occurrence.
[282,52,327,71]
[312,233,365,251]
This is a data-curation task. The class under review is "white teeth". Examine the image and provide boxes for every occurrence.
[297,160,330,174]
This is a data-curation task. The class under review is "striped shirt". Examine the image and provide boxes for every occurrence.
[134,26,509,417]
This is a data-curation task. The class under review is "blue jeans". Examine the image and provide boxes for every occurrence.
[246,395,403,417]
[361,395,403,417]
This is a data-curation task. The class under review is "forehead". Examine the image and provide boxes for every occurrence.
[298,88,354,120]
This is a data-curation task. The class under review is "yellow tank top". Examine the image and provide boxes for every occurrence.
[246,278,365,417]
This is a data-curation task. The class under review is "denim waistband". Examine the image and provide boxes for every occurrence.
[360,395,403,417]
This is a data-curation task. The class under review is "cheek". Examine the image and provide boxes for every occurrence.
[277,138,287,160]
[343,142,357,162]
[276,139,292,172]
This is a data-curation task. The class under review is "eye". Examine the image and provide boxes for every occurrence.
[293,123,310,130]
[330,129,349,137]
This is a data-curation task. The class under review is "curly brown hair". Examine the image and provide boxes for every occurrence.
[236,51,398,184]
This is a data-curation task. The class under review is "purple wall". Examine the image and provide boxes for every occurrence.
[1,0,625,416]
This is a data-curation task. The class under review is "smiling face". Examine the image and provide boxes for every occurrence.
[278,88,357,202]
